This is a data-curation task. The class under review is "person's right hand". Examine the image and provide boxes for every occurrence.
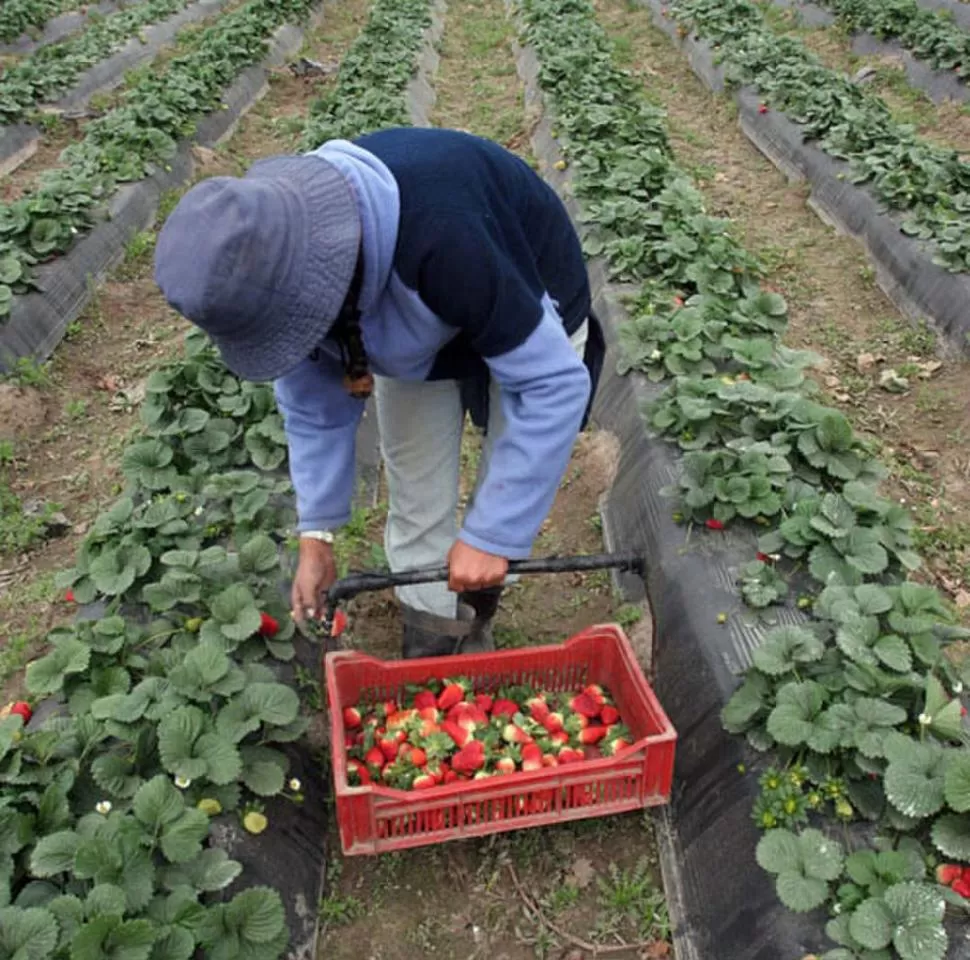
[291,538,337,624]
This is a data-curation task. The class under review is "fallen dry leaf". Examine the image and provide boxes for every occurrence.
[855,351,882,373]
[569,857,596,889]
[642,942,671,958]
[97,374,121,392]
[955,590,970,610]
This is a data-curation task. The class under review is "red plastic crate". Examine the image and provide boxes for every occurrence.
[325,624,677,856]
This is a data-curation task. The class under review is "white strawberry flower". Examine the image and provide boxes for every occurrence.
[288,778,301,792]
[194,506,204,517]
[95,800,112,815]
[919,713,932,726]
[954,682,964,694]
[174,775,192,789]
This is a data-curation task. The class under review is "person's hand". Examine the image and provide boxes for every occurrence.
[447,540,508,593]
[291,539,337,623]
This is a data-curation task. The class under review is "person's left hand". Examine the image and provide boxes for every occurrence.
[447,540,509,593]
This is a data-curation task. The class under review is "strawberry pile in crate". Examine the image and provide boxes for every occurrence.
[342,677,632,790]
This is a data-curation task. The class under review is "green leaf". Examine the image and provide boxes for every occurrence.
[242,683,299,727]
[224,887,285,944]
[194,735,241,786]
[756,829,801,874]
[945,754,970,813]
[168,642,230,699]
[133,776,185,831]
[932,813,970,860]
[873,634,912,673]
[849,898,893,950]
[884,882,946,960]
[207,585,261,642]
[836,615,880,666]
[159,809,209,864]
[0,906,60,959]
[157,707,207,782]
[85,884,127,919]
[721,673,769,733]
[161,849,242,894]
[30,831,80,877]
[752,625,824,676]
[885,740,946,820]
[238,534,279,574]
[854,584,893,615]
[766,681,826,747]
[241,760,284,797]
[122,439,175,490]
[25,637,91,696]
[71,916,157,960]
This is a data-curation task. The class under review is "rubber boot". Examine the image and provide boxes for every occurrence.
[401,589,501,659]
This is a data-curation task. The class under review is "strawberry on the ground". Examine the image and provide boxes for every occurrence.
[343,706,362,729]
[452,740,486,774]
[413,690,437,710]
[491,698,519,719]
[600,704,620,726]
[937,864,963,886]
[570,692,602,719]
[475,693,493,713]
[437,680,469,711]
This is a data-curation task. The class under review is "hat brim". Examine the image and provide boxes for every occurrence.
[211,155,361,382]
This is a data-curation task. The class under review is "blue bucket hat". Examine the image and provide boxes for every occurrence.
[154,154,361,381]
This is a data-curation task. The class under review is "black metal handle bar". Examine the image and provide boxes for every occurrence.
[317,551,644,638]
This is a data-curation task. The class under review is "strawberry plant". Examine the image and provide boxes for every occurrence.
[0,0,317,323]
[299,0,432,149]
[667,0,970,273]
[519,0,970,955]
[0,0,81,44]
[0,0,194,125]
[0,0,436,950]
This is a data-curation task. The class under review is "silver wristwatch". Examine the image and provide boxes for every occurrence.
[300,530,335,544]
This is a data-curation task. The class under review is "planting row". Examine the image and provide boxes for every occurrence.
[516,0,970,956]
[1,0,87,45]
[0,0,315,326]
[0,0,205,126]
[0,0,442,954]
[810,0,970,76]
[662,0,970,277]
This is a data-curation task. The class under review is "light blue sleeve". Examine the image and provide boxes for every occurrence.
[459,304,590,559]
[273,350,365,532]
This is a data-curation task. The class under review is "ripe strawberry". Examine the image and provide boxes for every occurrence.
[388,709,417,730]
[938,864,963,886]
[413,690,437,710]
[526,696,550,720]
[379,736,401,762]
[491,698,519,719]
[331,608,348,637]
[437,681,467,711]
[542,754,558,767]
[558,747,584,764]
[452,741,486,774]
[550,730,570,748]
[343,706,362,729]
[442,719,474,748]
[580,725,608,745]
[570,693,601,719]
[412,772,437,790]
[258,612,279,637]
[705,518,725,531]
[521,743,543,772]
[8,701,31,725]
[542,712,564,734]
[564,713,589,735]
[418,705,440,723]
[409,747,427,767]
[602,735,631,756]
[496,756,516,775]
[64,589,75,603]
[443,769,460,784]
[953,876,970,899]
[502,723,533,745]
[365,747,385,770]
[347,759,371,786]
[600,705,620,726]
[475,693,493,713]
